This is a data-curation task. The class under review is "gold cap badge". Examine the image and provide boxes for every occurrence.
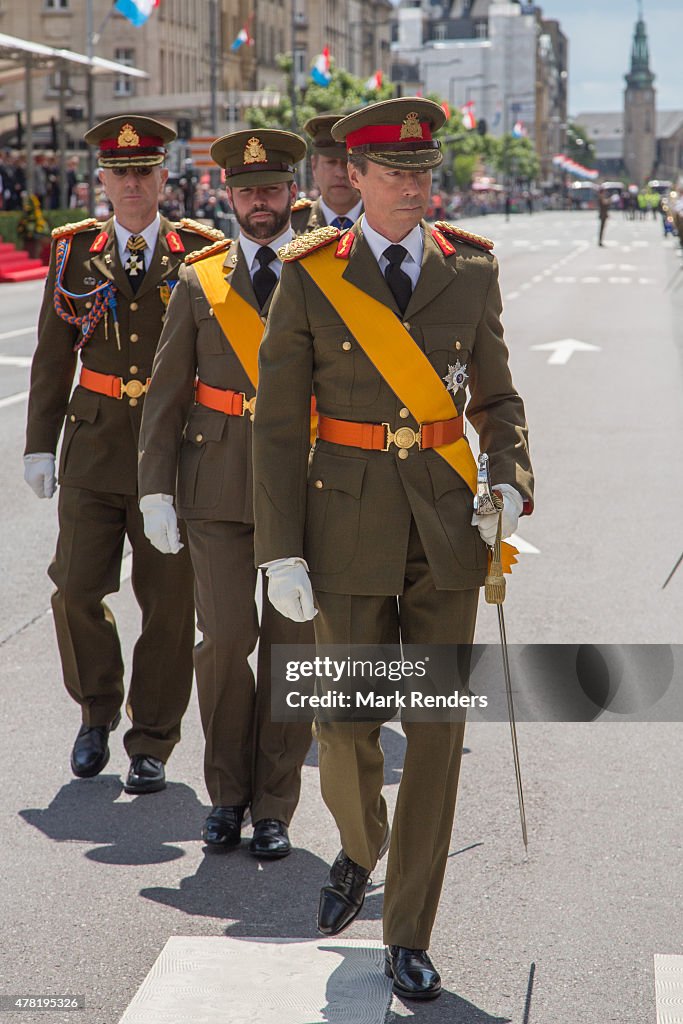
[244,137,267,164]
[117,123,140,148]
[399,112,423,140]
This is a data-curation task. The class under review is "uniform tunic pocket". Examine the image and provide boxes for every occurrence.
[426,457,488,572]
[59,387,101,477]
[304,449,367,574]
[178,406,228,510]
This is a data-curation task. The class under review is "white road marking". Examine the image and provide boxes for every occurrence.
[654,954,683,1023]
[531,338,601,365]
[509,533,540,555]
[0,390,28,409]
[506,291,520,300]
[0,355,32,367]
[608,276,632,284]
[553,276,576,283]
[0,326,35,341]
[581,277,601,284]
[118,937,392,1024]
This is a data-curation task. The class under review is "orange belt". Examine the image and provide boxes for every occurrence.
[195,379,256,418]
[80,366,150,401]
[317,413,463,453]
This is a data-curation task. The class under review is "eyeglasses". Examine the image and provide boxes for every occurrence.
[110,166,155,178]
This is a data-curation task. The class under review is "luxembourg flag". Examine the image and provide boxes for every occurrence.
[311,47,331,87]
[365,69,383,91]
[114,0,159,28]
[231,25,253,51]
[461,101,476,130]
[512,119,527,138]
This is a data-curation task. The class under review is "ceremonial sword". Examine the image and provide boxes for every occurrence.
[474,453,528,852]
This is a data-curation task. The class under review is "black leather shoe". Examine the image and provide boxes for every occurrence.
[124,754,166,794]
[201,805,247,852]
[318,850,371,935]
[249,819,291,859]
[70,711,121,778]
[384,946,442,1000]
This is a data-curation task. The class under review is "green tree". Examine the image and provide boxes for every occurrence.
[565,122,596,167]
[245,55,393,132]
[492,134,540,184]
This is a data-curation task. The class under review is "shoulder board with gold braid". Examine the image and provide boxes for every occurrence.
[291,197,314,212]
[434,220,494,252]
[184,237,232,265]
[279,225,340,263]
[51,217,100,240]
[177,217,225,242]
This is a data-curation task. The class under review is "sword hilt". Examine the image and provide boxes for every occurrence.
[475,454,506,604]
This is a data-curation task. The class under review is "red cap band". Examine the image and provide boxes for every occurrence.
[345,123,433,149]
[99,135,165,150]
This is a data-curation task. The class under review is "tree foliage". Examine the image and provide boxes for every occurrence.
[565,122,596,167]
[492,134,540,183]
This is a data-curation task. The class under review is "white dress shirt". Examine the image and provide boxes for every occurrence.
[239,227,294,283]
[114,213,160,271]
[360,216,424,290]
[320,198,363,228]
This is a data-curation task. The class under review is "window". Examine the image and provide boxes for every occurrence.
[114,48,135,97]
[45,0,69,8]
[434,24,446,41]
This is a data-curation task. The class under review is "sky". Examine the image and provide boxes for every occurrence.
[539,0,682,115]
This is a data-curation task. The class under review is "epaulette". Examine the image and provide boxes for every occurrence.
[185,238,232,265]
[51,218,100,240]
[434,220,494,252]
[279,225,340,262]
[291,197,314,212]
[177,218,225,242]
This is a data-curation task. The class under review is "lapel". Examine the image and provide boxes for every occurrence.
[403,221,458,319]
[88,217,132,297]
[134,216,180,300]
[341,225,402,317]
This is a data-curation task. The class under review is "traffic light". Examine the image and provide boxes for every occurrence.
[477,118,487,136]
[176,118,193,141]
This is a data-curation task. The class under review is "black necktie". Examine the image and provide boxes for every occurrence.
[252,246,278,309]
[125,234,147,293]
[331,216,352,230]
[383,244,412,315]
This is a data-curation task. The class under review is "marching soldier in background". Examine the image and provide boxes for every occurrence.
[23,116,222,794]
[253,98,533,998]
[138,130,313,858]
[290,113,363,234]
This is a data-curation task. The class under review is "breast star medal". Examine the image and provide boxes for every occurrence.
[443,360,468,395]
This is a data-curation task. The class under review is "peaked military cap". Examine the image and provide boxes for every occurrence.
[332,97,446,170]
[84,115,175,167]
[211,129,307,187]
[303,113,348,158]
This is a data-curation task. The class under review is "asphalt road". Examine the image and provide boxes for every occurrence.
[1,209,681,1024]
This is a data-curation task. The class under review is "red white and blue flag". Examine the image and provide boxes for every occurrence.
[114,0,159,28]
[311,47,331,86]
[461,101,476,130]
[364,69,383,91]
[231,24,253,51]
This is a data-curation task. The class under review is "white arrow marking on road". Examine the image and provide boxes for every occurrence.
[531,339,601,365]
[0,355,32,367]
[509,533,540,554]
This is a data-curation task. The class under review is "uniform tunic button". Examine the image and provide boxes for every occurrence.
[209,308,214,316]
[342,341,352,351]
[129,365,138,374]
[129,397,138,407]
[130,333,139,343]
[85,301,92,310]
[398,449,409,460]
[399,407,410,419]
[314,479,324,489]
[70,414,76,422]
[455,341,461,350]
[402,321,411,330]
[130,302,138,311]
[195,433,203,442]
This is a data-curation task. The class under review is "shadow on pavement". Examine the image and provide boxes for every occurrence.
[385,990,511,1023]
[19,778,208,865]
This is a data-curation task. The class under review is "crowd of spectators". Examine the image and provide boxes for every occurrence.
[0,151,82,211]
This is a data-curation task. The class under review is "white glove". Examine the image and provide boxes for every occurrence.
[471,483,523,546]
[24,453,56,499]
[139,493,184,555]
[265,557,317,622]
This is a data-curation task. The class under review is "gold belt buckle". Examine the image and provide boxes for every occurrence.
[119,378,146,400]
[382,423,422,451]
[241,394,257,420]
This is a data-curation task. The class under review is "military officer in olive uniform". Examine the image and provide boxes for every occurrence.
[138,130,313,858]
[253,98,533,999]
[290,113,363,234]
[24,116,223,793]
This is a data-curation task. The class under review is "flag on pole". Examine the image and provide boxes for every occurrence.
[364,69,383,91]
[114,0,159,28]
[461,101,475,130]
[441,100,450,120]
[311,46,331,86]
[512,120,527,138]
[230,24,253,51]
